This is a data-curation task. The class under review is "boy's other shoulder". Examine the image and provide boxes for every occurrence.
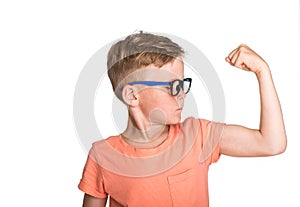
[179,117,211,140]
[181,117,224,140]
[181,117,211,129]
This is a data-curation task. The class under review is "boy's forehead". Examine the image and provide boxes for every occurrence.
[135,68,180,81]
[131,59,184,81]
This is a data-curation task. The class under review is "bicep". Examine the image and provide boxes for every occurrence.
[83,193,107,207]
[220,124,272,157]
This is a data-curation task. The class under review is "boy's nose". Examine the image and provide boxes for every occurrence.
[177,88,186,99]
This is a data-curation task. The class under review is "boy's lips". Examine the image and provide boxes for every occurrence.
[176,104,184,111]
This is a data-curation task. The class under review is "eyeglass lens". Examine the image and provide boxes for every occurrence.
[170,79,191,96]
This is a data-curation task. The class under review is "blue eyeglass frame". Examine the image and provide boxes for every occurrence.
[120,78,192,96]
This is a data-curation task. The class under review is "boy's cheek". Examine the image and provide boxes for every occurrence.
[149,108,167,123]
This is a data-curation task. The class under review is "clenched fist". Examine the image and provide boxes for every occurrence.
[225,44,269,74]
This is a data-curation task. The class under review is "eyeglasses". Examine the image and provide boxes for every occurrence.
[122,78,192,96]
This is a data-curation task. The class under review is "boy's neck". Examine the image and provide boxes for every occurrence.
[121,116,170,149]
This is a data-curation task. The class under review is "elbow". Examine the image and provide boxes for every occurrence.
[270,144,286,156]
[268,135,287,156]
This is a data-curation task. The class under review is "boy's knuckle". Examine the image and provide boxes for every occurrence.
[239,44,248,51]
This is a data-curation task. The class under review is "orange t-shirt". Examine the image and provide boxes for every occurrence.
[78,117,224,207]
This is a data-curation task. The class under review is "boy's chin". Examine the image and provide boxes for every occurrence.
[166,117,182,125]
[151,115,181,126]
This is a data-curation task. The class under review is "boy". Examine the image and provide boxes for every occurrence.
[78,32,287,207]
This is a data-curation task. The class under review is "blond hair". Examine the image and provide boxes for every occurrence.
[107,32,185,90]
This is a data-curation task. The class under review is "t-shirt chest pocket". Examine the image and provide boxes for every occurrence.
[167,169,201,207]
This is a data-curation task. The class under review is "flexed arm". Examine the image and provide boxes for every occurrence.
[220,44,287,157]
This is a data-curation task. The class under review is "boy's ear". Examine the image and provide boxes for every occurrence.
[122,85,139,106]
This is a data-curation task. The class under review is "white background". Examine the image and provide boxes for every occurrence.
[0,0,299,206]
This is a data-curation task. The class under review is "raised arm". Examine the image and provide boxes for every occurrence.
[220,44,287,157]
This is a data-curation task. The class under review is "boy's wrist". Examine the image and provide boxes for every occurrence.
[255,64,271,79]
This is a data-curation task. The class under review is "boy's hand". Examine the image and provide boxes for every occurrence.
[225,44,269,74]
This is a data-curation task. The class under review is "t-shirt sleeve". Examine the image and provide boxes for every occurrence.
[198,119,225,164]
[78,147,108,198]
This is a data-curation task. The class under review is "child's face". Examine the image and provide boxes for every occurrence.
[135,58,186,125]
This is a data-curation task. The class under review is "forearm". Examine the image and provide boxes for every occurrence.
[256,66,287,153]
